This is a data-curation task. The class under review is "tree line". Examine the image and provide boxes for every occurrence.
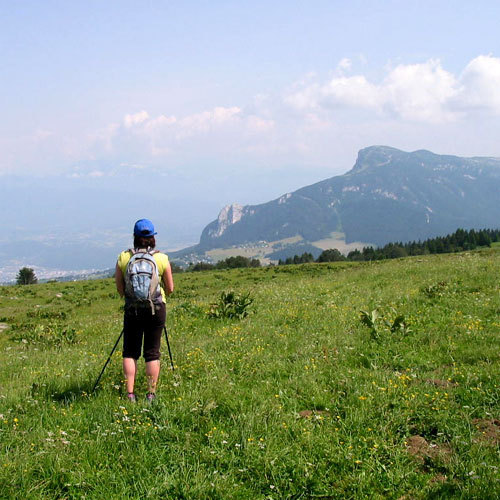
[174,255,261,273]
[279,228,500,265]
[14,228,500,282]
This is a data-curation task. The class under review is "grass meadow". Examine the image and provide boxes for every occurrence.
[0,249,499,499]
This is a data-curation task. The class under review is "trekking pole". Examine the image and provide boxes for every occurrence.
[92,329,124,392]
[163,326,175,371]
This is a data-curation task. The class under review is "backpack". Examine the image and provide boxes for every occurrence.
[124,248,162,313]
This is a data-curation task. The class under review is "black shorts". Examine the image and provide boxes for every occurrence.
[122,303,166,362]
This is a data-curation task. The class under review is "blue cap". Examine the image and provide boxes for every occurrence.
[133,219,157,237]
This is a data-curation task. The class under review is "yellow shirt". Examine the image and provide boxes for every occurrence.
[117,250,170,302]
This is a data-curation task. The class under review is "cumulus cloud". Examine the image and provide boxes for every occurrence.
[285,56,500,124]
[382,59,459,122]
[176,106,241,138]
[285,74,381,112]
[95,105,276,162]
[458,55,500,113]
[123,110,150,128]
[122,106,241,136]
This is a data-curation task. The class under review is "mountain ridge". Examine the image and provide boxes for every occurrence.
[171,146,500,263]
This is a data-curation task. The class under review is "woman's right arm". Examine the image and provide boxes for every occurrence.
[115,263,125,297]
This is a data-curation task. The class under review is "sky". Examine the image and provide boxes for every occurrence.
[2,0,500,268]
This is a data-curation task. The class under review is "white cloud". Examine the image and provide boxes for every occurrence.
[123,110,150,128]
[284,57,500,123]
[176,106,241,138]
[326,75,383,110]
[93,105,278,163]
[458,55,500,113]
[246,115,275,133]
[382,59,459,122]
[285,74,382,112]
[121,106,241,136]
[146,115,177,129]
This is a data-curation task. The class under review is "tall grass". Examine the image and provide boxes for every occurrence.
[0,249,499,498]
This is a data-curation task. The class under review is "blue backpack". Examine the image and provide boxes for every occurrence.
[124,249,162,313]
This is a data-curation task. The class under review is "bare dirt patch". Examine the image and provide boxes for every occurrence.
[406,435,453,465]
[429,474,447,484]
[425,378,458,388]
[312,231,373,253]
[298,410,331,418]
[472,418,500,446]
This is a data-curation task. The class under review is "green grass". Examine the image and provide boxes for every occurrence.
[1,249,499,499]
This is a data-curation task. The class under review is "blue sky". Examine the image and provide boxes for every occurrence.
[2,0,500,258]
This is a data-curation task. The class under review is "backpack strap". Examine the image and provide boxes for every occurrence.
[132,247,158,254]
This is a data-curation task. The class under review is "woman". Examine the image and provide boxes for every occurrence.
[115,219,174,402]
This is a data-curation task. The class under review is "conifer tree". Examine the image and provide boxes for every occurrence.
[16,267,38,285]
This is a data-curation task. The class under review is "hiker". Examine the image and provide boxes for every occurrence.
[115,219,174,402]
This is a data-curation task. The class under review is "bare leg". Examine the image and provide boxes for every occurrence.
[145,360,160,394]
[123,357,138,394]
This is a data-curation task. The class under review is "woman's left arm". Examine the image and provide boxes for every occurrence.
[162,261,174,296]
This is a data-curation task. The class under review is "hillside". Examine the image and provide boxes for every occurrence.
[1,248,499,498]
[172,146,500,264]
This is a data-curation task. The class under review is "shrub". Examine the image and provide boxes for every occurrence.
[208,291,253,319]
[360,307,411,341]
[170,262,184,273]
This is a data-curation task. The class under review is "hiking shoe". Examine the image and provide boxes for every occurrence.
[146,392,156,403]
[127,392,137,403]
